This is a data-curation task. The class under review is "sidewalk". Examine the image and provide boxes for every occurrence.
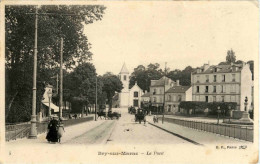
[147,116,252,145]
[6,118,105,146]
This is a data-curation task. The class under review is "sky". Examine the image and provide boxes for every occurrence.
[84,1,258,75]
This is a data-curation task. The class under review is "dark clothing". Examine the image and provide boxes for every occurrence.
[46,119,59,142]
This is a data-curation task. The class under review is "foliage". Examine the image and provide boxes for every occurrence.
[179,101,237,115]
[5,5,106,123]
[226,49,236,64]
[129,63,163,92]
[247,60,254,80]
[101,72,123,110]
[167,66,194,86]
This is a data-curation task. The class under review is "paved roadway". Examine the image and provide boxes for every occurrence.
[106,108,189,145]
[62,107,189,145]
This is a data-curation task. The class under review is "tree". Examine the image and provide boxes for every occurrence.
[247,60,254,80]
[5,5,106,122]
[129,63,163,92]
[226,49,236,64]
[101,73,123,110]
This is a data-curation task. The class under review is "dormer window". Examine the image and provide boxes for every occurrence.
[124,75,127,81]
[214,68,217,72]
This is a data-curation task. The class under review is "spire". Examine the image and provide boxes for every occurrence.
[119,62,129,74]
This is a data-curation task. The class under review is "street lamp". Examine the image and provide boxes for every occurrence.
[47,89,52,117]
[29,6,38,139]
[217,106,221,124]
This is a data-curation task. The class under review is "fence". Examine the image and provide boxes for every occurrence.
[5,116,94,142]
[159,117,253,142]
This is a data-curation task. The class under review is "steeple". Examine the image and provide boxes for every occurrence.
[119,62,129,74]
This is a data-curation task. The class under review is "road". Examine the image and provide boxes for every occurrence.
[62,107,190,145]
[4,108,198,163]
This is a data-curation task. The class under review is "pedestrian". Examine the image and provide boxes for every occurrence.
[57,118,65,143]
[46,116,59,143]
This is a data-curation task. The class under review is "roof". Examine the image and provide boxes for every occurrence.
[141,92,151,97]
[193,64,243,75]
[119,63,129,74]
[151,76,170,87]
[166,86,191,93]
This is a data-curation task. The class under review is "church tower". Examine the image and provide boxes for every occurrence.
[118,63,130,107]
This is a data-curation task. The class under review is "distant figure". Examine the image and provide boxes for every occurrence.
[153,115,158,123]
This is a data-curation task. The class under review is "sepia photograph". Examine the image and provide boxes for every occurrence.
[1,0,259,164]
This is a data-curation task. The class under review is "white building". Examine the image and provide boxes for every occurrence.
[191,62,253,111]
[118,63,144,108]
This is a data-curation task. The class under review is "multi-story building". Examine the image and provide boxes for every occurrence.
[150,76,180,110]
[191,62,252,111]
[165,86,192,114]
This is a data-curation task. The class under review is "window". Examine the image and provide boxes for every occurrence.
[214,68,217,72]
[205,86,209,93]
[222,75,225,82]
[214,75,217,82]
[213,86,216,93]
[221,85,224,93]
[232,74,236,82]
[124,75,127,81]
[153,97,156,103]
[206,75,209,82]
[196,76,200,83]
[178,95,182,102]
[221,96,225,102]
[168,95,171,101]
[213,96,216,102]
[168,105,171,112]
[153,89,157,95]
[133,100,138,107]
[134,92,138,97]
[205,96,208,102]
[196,86,200,93]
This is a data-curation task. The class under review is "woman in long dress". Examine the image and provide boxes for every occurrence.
[46,117,59,143]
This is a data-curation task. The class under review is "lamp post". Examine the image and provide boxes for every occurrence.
[29,6,38,139]
[217,106,221,124]
[47,89,52,117]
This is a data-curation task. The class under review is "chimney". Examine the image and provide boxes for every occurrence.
[203,64,209,72]
[176,80,180,86]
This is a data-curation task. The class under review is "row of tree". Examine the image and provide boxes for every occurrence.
[5,5,107,123]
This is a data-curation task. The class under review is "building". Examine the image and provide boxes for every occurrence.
[150,76,180,110]
[165,86,192,114]
[129,82,144,107]
[118,63,144,108]
[141,91,151,108]
[191,62,253,111]
[40,84,59,121]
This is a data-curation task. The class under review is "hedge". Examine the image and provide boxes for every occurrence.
[179,101,237,115]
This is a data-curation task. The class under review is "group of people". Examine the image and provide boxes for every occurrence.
[46,116,65,143]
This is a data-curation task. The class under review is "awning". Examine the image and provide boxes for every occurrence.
[42,102,59,112]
